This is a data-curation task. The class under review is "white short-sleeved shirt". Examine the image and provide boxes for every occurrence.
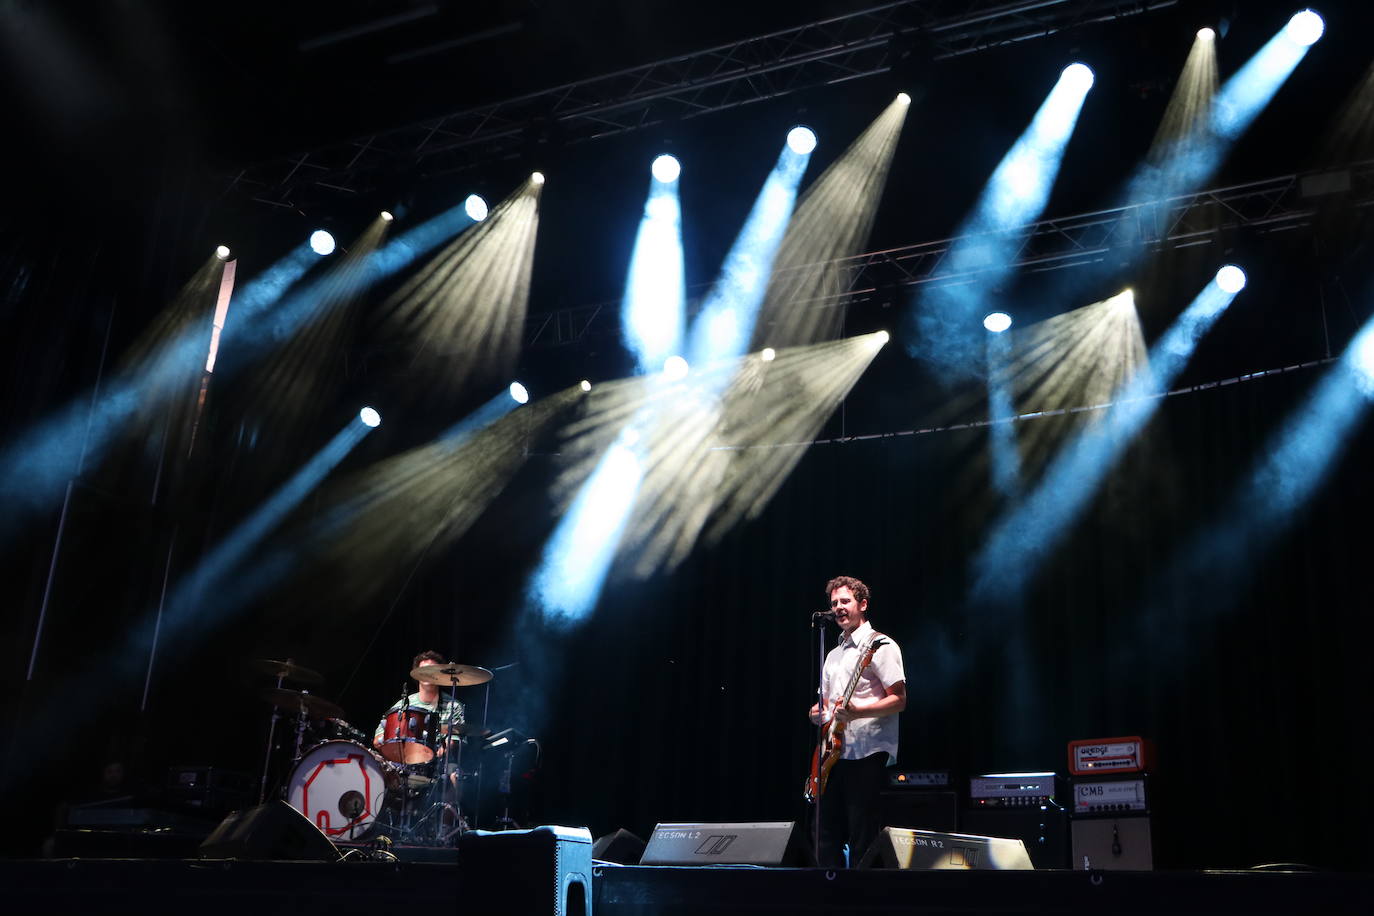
[820,620,905,764]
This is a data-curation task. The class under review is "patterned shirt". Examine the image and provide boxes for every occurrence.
[820,620,905,764]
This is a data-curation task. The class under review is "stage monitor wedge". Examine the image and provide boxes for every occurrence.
[859,827,1034,870]
[641,821,806,866]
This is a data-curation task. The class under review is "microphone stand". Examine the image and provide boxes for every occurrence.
[810,611,834,868]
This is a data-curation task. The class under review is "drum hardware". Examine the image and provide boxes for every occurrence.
[257,685,347,804]
[253,658,324,685]
[252,659,326,806]
[409,663,494,687]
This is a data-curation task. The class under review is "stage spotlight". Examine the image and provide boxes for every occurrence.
[1215,264,1247,293]
[579,379,592,392]
[761,347,776,362]
[215,245,231,260]
[464,194,489,222]
[651,154,681,183]
[359,407,381,428]
[896,92,912,105]
[1062,62,1095,92]
[663,355,689,381]
[380,210,394,222]
[984,312,1013,333]
[310,230,336,256]
[509,381,530,404]
[787,126,817,155]
[1197,26,1216,41]
[875,330,890,345]
[531,171,546,185]
[1284,9,1324,47]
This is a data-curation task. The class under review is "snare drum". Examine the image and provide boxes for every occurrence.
[286,740,399,840]
[380,708,439,764]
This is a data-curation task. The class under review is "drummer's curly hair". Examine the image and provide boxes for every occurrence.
[824,575,870,607]
[412,649,446,669]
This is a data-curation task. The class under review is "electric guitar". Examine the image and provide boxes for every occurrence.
[804,635,888,802]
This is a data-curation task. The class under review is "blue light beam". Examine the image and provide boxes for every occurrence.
[622,163,686,374]
[1130,15,1321,203]
[971,273,1242,604]
[0,243,317,536]
[913,64,1094,379]
[527,431,644,626]
[687,136,812,371]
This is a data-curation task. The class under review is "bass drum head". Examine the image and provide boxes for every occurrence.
[286,740,395,841]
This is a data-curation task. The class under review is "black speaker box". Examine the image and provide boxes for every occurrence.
[458,826,592,916]
[593,827,647,864]
[198,800,340,861]
[960,807,1068,870]
[640,821,808,866]
[878,789,958,833]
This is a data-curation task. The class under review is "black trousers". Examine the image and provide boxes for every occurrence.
[813,751,888,868]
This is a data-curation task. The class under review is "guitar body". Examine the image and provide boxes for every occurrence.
[803,635,887,803]
[804,705,847,802]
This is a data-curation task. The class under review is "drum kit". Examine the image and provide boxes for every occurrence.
[253,657,503,846]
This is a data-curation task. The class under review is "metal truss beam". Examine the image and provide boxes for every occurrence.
[227,0,1176,208]
[525,161,1374,347]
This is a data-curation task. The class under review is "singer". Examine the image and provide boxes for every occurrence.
[806,576,906,868]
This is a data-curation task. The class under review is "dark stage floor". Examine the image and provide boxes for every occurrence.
[4,857,1370,915]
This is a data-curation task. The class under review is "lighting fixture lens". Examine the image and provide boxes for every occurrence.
[1062,63,1095,91]
[896,92,911,105]
[579,379,592,392]
[651,154,681,183]
[509,382,530,404]
[380,210,394,222]
[309,230,336,256]
[761,347,776,362]
[787,126,817,155]
[359,407,381,428]
[1215,265,1247,293]
[663,355,689,381]
[465,194,489,222]
[1284,9,1324,47]
[1197,27,1216,41]
[531,171,546,185]
[984,312,1013,333]
[215,245,231,260]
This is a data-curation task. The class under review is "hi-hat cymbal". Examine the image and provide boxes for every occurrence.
[254,658,323,685]
[410,663,493,687]
[260,688,344,720]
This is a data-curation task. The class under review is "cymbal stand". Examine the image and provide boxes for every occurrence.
[257,670,286,805]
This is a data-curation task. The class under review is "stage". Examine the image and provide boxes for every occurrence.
[3,856,1370,915]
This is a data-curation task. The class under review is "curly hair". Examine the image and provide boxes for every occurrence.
[412,649,446,670]
[824,575,870,606]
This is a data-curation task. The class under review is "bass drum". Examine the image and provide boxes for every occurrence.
[286,740,399,841]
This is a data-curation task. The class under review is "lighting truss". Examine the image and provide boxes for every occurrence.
[525,161,1374,346]
[227,0,1176,208]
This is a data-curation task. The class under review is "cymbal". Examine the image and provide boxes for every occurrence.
[253,658,323,685]
[260,688,344,720]
[410,663,493,687]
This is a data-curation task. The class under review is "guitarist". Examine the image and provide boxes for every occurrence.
[807,576,906,868]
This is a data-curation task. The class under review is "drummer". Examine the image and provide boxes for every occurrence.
[373,650,465,760]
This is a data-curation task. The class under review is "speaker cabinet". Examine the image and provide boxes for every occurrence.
[1071,817,1153,870]
[199,800,341,861]
[859,827,1034,870]
[458,826,592,916]
[593,828,647,864]
[640,821,806,866]
[960,807,1068,870]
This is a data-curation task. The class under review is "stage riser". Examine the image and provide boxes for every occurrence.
[2,861,1369,916]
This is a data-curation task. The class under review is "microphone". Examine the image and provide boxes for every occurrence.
[812,610,837,620]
